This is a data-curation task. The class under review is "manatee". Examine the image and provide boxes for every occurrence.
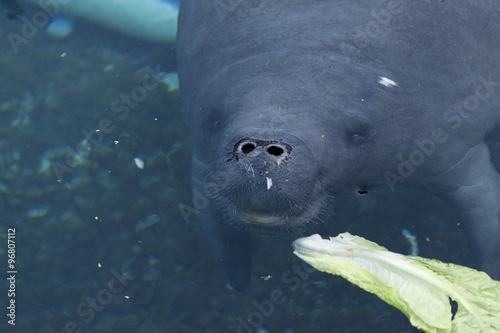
[17,0,178,43]
[176,1,500,290]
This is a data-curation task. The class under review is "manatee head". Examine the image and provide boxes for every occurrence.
[187,55,383,232]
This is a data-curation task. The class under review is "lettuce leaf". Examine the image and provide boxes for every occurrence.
[292,233,500,333]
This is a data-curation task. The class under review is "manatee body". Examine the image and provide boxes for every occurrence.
[176,1,500,289]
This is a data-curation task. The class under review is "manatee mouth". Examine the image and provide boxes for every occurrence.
[230,200,328,231]
[242,211,284,224]
[217,186,331,230]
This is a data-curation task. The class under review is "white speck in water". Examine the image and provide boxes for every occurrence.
[134,157,145,169]
[266,177,273,190]
[378,76,398,87]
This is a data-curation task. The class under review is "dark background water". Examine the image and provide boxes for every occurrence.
[0,3,499,333]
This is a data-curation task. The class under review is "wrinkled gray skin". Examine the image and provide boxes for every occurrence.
[176,1,500,290]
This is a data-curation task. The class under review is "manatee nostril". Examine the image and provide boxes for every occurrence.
[266,145,284,156]
[241,142,256,154]
[232,138,293,162]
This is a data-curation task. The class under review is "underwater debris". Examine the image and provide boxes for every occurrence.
[134,157,145,169]
[402,228,419,255]
[134,214,160,232]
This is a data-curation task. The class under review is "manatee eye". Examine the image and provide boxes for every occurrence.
[205,106,226,134]
[350,134,366,145]
[346,122,372,146]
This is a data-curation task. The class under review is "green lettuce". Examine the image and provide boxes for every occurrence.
[292,233,500,333]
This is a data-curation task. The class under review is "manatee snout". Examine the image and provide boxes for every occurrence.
[213,133,328,229]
